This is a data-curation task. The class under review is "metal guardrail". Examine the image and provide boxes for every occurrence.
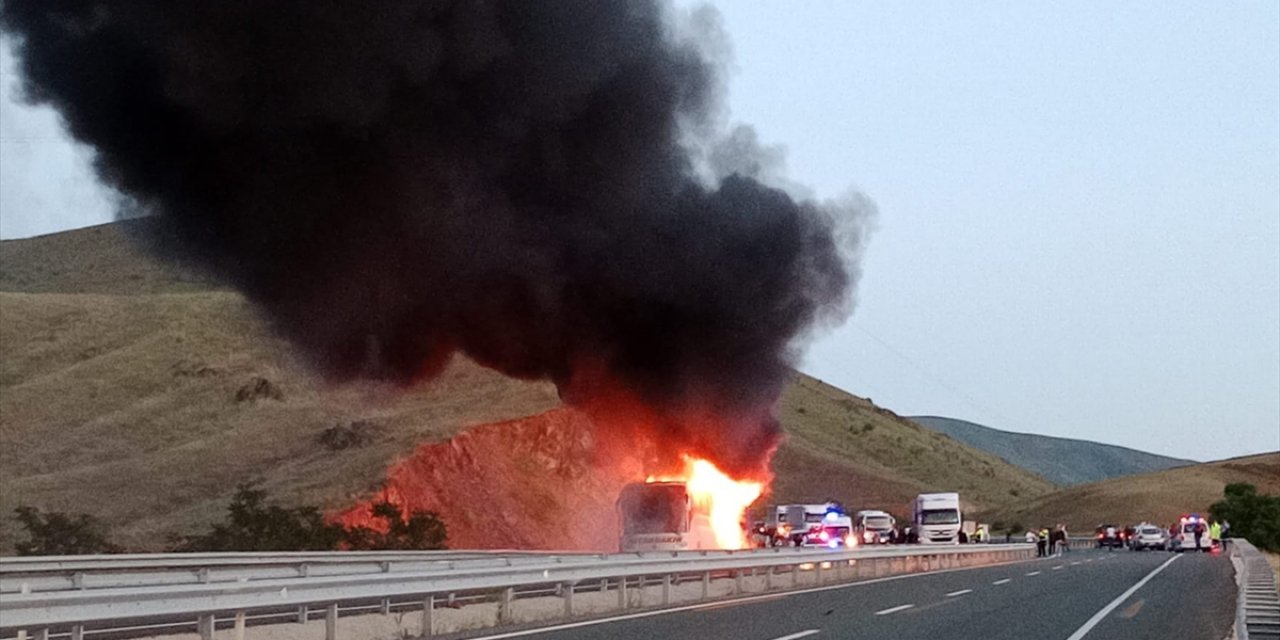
[0,543,1036,639]
[1232,539,1280,640]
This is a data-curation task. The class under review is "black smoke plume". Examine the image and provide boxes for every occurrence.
[1,1,872,475]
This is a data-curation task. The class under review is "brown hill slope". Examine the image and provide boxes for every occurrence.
[987,452,1280,532]
[0,222,1054,551]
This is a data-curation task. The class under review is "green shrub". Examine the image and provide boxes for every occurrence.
[13,506,120,555]
[1209,483,1280,552]
[173,483,343,551]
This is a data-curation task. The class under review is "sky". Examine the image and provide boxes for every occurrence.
[1,2,1277,462]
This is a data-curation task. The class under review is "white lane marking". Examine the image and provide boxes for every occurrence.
[1026,571,1042,576]
[1064,554,1181,640]
[464,555,1033,639]
[992,578,1012,585]
[769,631,821,640]
[1052,565,1065,570]
[875,604,916,615]
[945,589,973,597]
[1071,561,1081,566]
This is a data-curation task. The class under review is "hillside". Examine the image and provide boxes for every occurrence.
[0,221,1054,551]
[986,452,1280,533]
[909,416,1193,486]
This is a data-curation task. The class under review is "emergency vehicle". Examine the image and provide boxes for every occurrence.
[616,481,715,552]
[1175,514,1212,552]
[781,503,856,548]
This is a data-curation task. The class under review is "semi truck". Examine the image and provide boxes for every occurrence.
[911,493,962,544]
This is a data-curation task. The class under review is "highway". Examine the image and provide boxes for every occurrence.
[456,549,1235,640]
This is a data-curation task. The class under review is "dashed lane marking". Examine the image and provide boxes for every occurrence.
[992,579,1012,585]
[1052,565,1065,570]
[769,631,821,640]
[875,604,916,616]
[1026,571,1042,576]
[945,589,973,597]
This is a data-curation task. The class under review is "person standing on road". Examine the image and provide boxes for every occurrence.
[1221,520,1231,551]
[1193,521,1205,552]
[1025,530,1037,545]
[1210,520,1222,551]
[1037,527,1049,557]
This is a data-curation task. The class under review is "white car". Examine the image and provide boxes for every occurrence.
[1128,524,1167,551]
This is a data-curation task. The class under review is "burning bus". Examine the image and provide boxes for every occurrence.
[616,481,715,552]
[616,455,765,552]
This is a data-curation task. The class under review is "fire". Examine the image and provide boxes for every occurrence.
[648,454,765,549]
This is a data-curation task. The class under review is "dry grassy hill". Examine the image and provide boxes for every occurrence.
[987,452,1280,532]
[0,221,1054,551]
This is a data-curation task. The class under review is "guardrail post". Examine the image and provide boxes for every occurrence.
[198,614,215,640]
[618,577,629,610]
[297,605,308,624]
[814,563,823,586]
[325,603,338,640]
[499,587,515,624]
[792,563,800,587]
[72,572,85,589]
[735,569,745,592]
[233,611,246,640]
[563,582,575,616]
[765,565,774,590]
[422,595,435,637]
[70,626,85,640]
[33,629,48,640]
[662,574,672,605]
[380,598,390,615]
[702,571,710,599]
[636,576,646,608]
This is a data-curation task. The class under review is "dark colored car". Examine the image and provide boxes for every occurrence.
[1096,524,1123,549]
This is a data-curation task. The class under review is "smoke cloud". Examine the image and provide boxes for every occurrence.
[1,0,873,476]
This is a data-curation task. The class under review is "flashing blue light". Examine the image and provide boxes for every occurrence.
[825,512,839,521]
[827,539,840,549]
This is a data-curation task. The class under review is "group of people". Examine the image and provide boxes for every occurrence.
[1027,524,1069,557]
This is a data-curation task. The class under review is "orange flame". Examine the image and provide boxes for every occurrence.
[648,454,764,549]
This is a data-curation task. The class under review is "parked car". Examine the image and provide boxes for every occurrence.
[1128,524,1167,551]
[1096,524,1123,549]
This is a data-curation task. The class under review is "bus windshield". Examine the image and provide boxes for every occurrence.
[619,484,689,535]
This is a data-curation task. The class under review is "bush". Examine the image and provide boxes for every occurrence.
[343,501,448,550]
[174,485,448,552]
[13,506,120,555]
[173,484,343,551]
[1209,483,1280,552]
[318,420,382,451]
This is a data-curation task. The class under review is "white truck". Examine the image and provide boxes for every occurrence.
[854,509,896,544]
[911,493,962,544]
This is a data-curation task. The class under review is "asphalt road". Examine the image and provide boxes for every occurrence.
[459,548,1236,640]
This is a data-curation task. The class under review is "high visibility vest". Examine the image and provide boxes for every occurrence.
[1038,529,1049,540]
[1210,523,1222,539]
